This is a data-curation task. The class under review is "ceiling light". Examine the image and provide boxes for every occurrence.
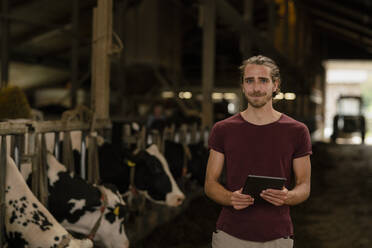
[274,92,284,100]
[212,92,223,100]
[162,91,174,98]
[284,93,296,100]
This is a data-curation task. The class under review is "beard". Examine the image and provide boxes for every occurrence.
[246,92,273,108]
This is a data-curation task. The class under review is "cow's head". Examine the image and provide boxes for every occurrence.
[94,185,129,248]
[134,144,185,206]
[46,154,129,248]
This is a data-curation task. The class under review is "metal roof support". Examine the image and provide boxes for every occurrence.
[201,0,216,128]
[1,0,10,88]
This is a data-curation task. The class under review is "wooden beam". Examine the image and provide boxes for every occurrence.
[240,0,253,58]
[0,122,29,135]
[1,0,10,88]
[297,1,372,38]
[0,119,111,135]
[315,19,372,49]
[202,0,216,128]
[91,0,112,119]
[268,0,276,42]
[299,0,372,26]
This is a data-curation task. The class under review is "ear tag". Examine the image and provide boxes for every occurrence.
[114,206,120,216]
[127,160,136,167]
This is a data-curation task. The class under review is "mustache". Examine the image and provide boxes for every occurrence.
[248,92,267,97]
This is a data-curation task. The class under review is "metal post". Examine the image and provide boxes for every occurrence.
[54,132,60,161]
[71,0,79,108]
[0,135,8,247]
[201,0,216,128]
[1,0,10,88]
[80,132,86,180]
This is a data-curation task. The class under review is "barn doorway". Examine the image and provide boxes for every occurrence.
[324,60,372,144]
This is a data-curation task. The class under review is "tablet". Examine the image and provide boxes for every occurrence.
[242,175,287,202]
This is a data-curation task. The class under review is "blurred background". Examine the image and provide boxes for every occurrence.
[1,1,372,247]
[1,0,372,144]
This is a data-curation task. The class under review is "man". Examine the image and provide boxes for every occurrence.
[205,55,312,248]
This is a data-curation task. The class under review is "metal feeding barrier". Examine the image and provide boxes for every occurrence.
[0,117,111,247]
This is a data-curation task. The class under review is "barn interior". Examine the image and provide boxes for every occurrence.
[1,0,372,247]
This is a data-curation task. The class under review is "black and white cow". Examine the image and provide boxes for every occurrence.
[21,153,130,248]
[98,143,185,207]
[52,131,185,207]
[163,140,208,186]
[4,156,93,248]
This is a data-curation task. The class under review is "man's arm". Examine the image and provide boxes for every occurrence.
[260,155,311,206]
[286,155,311,205]
[204,149,254,209]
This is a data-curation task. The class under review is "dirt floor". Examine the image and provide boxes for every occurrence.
[139,142,372,248]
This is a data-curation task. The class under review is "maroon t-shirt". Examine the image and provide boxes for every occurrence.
[208,113,312,242]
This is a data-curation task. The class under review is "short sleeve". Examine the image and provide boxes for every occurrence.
[208,122,225,154]
[293,124,312,159]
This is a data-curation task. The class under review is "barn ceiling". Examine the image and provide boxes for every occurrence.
[1,0,372,95]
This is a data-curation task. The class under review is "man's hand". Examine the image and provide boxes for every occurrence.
[260,187,288,206]
[231,188,254,210]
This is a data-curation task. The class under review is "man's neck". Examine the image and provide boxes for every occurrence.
[241,105,281,125]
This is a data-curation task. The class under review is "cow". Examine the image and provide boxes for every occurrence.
[162,140,208,187]
[98,143,185,207]
[4,156,93,248]
[163,140,185,180]
[49,131,185,207]
[21,153,130,248]
[187,141,208,186]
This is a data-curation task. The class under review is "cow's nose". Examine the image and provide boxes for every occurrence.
[167,193,185,207]
[175,194,185,206]
[123,239,130,248]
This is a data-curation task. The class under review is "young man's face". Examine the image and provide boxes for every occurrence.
[242,64,278,109]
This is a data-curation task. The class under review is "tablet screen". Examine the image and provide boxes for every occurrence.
[242,175,287,202]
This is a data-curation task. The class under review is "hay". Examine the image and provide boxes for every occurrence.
[0,86,31,120]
